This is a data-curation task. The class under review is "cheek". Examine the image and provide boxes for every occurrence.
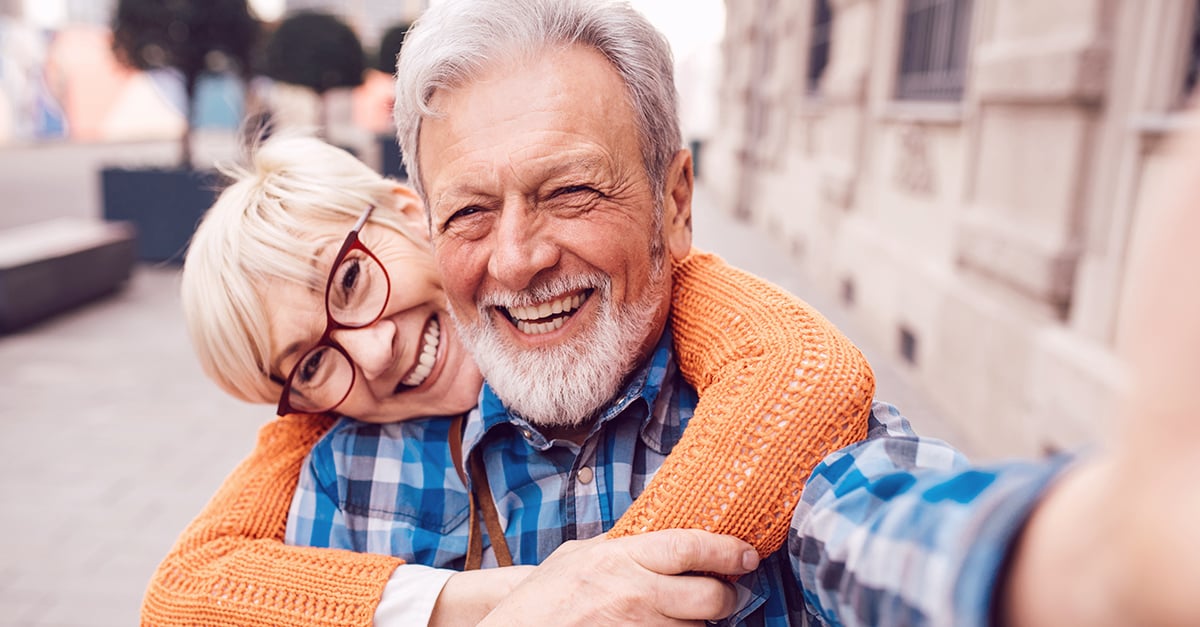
[434,240,487,307]
[566,219,656,295]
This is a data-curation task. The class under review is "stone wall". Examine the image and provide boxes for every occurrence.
[709,0,1199,459]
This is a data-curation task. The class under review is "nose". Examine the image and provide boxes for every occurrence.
[331,319,397,380]
[487,201,560,291]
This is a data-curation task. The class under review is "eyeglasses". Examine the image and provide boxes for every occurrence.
[275,204,392,416]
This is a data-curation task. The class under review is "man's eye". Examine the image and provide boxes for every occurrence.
[440,205,491,240]
[555,185,598,197]
[446,206,482,224]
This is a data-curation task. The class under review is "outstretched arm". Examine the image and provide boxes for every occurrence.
[1001,111,1200,627]
[610,250,875,557]
[141,413,402,627]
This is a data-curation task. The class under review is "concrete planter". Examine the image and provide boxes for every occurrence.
[378,134,408,180]
[101,167,219,264]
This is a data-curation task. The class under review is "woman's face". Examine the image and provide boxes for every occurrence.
[265,204,483,423]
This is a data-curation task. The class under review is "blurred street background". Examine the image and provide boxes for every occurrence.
[1,0,1197,625]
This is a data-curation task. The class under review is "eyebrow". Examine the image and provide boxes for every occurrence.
[271,341,305,382]
[432,157,609,213]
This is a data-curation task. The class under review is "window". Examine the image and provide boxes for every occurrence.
[896,0,974,101]
[807,0,833,94]
[1186,1,1200,97]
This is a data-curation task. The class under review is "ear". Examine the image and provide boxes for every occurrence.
[391,185,430,241]
[661,149,694,261]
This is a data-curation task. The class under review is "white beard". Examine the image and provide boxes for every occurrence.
[453,264,668,428]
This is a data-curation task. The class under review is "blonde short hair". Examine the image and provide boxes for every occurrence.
[181,135,425,404]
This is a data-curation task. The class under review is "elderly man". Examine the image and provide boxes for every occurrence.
[384,0,1039,624]
[386,1,1200,626]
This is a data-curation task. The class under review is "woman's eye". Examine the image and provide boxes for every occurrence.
[330,257,368,311]
[298,349,326,383]
[340,259,361,294]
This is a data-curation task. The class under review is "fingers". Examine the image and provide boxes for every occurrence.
[624,528,760,577]
[650,573,741,621]
[504,531,754,624]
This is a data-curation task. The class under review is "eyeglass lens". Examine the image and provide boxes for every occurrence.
[286,249,389,413]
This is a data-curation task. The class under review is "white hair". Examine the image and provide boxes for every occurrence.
[453,259,669,427]
[393,0,681,207]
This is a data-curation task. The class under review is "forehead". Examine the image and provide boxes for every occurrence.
[418,45,641,200]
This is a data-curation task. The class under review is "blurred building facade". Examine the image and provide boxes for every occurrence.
[709,0,1200,457]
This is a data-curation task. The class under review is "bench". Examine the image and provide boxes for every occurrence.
[0,219,137,333]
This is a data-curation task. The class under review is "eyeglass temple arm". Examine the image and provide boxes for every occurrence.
[353,204,376,232]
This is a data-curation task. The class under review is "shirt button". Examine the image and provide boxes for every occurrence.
[577,466,594,485]
[521,429,532,439]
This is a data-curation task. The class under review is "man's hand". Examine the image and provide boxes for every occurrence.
[479,529,760,626]
[1003,110,1200,627]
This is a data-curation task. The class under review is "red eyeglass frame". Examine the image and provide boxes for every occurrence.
[274,204,391,416]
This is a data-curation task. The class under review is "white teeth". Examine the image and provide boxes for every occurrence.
[401,318,440,387]
[515,316,568,335]
[504,292,587,327]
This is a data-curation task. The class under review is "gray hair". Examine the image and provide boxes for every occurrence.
[394,0,681,205]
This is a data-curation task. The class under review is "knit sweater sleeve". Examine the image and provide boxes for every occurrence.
[140,413,403,627]
[608,249,875,557]
[142,251,874,625]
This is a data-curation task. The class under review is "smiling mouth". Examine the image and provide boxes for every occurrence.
[499,290,591,335]
[395,316,441,392]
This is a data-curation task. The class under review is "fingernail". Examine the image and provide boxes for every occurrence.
[741,549,760,571]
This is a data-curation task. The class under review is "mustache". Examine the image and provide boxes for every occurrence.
[475,272,610,309]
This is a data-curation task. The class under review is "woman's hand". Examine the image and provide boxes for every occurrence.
[428,565,535,627]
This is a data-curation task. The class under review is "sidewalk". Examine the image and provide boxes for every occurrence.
[0,183,957,627]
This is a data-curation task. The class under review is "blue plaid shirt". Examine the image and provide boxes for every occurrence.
[287,333,1072,626]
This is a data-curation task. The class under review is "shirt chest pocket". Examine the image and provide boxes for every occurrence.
[341,478,471,568]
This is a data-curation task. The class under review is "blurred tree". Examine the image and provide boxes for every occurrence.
[263,12,365,135]
[375,22,411,75]
[111,0,260,169]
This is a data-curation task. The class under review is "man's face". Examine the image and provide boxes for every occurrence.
[418,44,692,428]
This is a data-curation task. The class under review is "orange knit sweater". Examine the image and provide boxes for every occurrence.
[141,251,874,626]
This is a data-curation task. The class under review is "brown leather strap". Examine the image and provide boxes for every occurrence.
[465,494,485,570]
[454,419,513,570]
[448,415,467,486]
[469,451,513,567]
[449,415,489,570]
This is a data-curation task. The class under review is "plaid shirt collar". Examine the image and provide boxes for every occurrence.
[464,330,681,458]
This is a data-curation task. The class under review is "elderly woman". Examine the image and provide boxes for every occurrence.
[142,135,873,626]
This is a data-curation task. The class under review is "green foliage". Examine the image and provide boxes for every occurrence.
[375,22,411,74]
[263,12,366,94]
[112,0,259,88]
